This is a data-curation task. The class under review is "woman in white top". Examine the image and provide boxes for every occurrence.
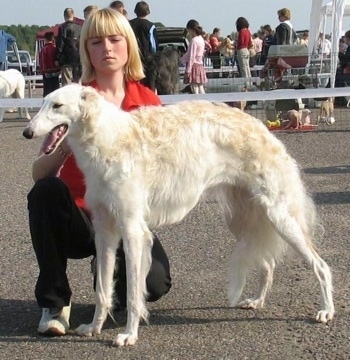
[181,19,208,94]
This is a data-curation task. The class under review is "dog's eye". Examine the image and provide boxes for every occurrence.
[53,103,63,109]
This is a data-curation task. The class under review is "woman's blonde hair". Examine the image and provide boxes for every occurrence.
[80,8,144,83]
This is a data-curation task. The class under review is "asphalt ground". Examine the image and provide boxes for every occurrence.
[0,100,350,359]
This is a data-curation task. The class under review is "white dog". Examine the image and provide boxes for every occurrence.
[0,69,31,122]
[23,84,334,347]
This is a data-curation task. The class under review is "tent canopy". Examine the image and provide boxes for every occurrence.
[36,17,84,40]
[309,0,346,87]
[321,0,350,14]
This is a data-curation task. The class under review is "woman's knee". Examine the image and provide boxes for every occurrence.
[27,177,68,204]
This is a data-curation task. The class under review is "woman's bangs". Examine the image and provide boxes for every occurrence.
[87,15,125,39]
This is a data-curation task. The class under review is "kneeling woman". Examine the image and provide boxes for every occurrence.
[27,7,172,336]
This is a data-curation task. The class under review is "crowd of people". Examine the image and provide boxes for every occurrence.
[1,2,349,338]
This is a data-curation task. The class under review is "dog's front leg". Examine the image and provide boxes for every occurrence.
[22,107,31,120]
[76,226,120,337]
[113,226,153,347]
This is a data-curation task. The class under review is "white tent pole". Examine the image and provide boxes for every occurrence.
[330,0,346,88]
[308,0,323,65]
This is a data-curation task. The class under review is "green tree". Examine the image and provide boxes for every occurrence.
[0,24,50,56]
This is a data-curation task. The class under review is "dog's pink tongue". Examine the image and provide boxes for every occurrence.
[42,126,64,154]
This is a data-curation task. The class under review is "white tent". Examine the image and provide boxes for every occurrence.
[309,0,347,87]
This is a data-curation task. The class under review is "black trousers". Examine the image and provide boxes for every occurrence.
[42,75,60,97]
[27,177,172,309]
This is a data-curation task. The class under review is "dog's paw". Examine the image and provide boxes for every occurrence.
[237,297,264,309]
[113,333,138,347]
[316,310,334,323]
[75,323,101,337]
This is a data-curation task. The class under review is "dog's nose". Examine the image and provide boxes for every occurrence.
[23,128,34,139]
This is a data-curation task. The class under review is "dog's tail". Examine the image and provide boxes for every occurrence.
[218,178,320,306]
[217,185,286,305]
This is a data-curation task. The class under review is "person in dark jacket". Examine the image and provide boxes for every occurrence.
[55,8,82,85]
[129,1,158,65]
[274,8,297,45]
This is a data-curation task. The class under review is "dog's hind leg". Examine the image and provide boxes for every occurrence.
[113,225,153,347]
[238,258,275,309]
[264,196,334,323]
[221,185,281,309]
[0,108,4,122]
[76,217,121,337]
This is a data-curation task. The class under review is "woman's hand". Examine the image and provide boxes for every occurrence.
[59,138,72,156]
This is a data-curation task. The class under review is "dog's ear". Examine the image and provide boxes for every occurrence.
[79,86,101,125]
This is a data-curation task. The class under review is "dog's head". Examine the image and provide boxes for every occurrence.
[23,84,101,154]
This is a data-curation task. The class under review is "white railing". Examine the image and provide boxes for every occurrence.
[1,87,350,109]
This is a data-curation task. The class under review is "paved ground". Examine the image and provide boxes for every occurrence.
[0,102,350,359]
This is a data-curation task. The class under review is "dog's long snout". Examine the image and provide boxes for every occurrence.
[23,127,34,139]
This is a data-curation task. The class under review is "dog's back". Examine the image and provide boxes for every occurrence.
[127,100,294,226]
[0,69,26,97]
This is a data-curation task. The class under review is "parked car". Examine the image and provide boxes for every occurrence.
[156,27,189,54]
[5,50,36,75]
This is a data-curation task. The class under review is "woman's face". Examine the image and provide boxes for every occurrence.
[87,35,128,75]
[278,14,286,22]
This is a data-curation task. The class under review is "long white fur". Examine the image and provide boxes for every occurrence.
[24,84,334,347]
[0,69,31,122]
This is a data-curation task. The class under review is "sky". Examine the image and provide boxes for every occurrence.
[1,0,349,36]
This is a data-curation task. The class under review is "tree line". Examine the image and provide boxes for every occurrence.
[0,24,50,55]
[0,22,167,57]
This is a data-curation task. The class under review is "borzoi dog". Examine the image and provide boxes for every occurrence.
[0,69,31,122]
[23,84,334,347]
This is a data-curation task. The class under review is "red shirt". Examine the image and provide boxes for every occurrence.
[237,28,252,50]
[39,42,59,74]
[59,81,161,210]
[209,36,221,53]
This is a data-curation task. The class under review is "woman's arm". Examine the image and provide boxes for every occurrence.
[32,138,71,182]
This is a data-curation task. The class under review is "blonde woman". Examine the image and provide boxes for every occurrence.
[27,8,171,337]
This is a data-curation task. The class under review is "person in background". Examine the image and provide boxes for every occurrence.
[223,34,235,67]
[335,30,350,87]
[83,5,98,19]
[180,19,208,94]
[260,24,274,65]
[209,27,223,69]
[274,8,297,45]
[251,32,263,68]
[27,7,171,337]
[0,29,16,71]
[203,33,212,66]
[39,31,60,97]
[129,1,158,66]
[109,0,125,14]
[300,31,309,46]
[235,16,252,81]
[317,32,332,58]
[55,8,82,85]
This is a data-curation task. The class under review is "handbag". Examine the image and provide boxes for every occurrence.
[249,47,256,58]
[248,38,256,57]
